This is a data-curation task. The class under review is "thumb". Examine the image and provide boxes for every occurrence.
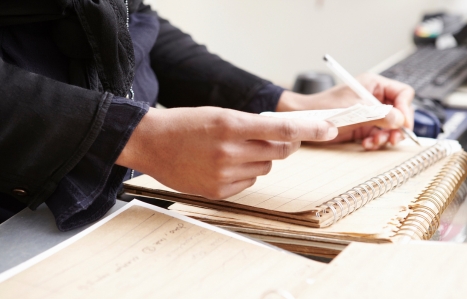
[292,119,338,141]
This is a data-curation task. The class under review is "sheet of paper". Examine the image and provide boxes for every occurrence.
[299,242,467,298]
[0,200,325,299]
[260,103,393,127]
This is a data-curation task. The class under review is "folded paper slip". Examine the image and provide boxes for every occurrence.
[124,139,463,228]
[169,154,467,258]
[260,103,393,127]
[0,201,325,299]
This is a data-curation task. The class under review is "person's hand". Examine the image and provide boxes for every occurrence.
[276,73,415,150]
[116,106,338,199]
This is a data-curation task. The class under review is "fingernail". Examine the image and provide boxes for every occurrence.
[327,127,338,139]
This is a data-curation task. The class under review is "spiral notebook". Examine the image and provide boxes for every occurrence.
[124,139,463,230]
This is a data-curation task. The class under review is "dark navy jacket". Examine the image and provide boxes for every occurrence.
[0,1,283,230]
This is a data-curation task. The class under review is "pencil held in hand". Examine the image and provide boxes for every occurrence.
[323,54,421,146]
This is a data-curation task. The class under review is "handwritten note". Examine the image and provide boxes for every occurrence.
[0,201,325,299]
[260,103,393,127]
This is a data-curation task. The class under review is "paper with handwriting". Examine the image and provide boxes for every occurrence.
[0,201,324,299]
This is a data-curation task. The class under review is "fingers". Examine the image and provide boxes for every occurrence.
[204,141,302,199]
[204,160,283,199]
[381,77,415,129]
[393,87,415,129]
[207,178,257,200]
[357,74,415,129]
[375,75,414,129]
[212,140,299,169]
[238,113,338,142]
[206,160,280,199]
[389,130,404,145]
[362,129,389,150]
[234,140,301,163]
[223,161,274,182]
[362,128,405,150]
[372,108,405,129]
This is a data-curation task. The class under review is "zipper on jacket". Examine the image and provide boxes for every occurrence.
[124,0,136,179]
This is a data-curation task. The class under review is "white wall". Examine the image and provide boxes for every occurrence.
[147,0,441,87]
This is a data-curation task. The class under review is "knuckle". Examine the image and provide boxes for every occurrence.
[210,112,236,139]
[219,110,240,133]
[312,122,328,140]
[278,142,293,159]
[212,169,230,183]
[280,120,299,140]
[212,144,233,165]
[262,161,273,175]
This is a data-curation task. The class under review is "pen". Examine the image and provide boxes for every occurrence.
[323,54,421,146]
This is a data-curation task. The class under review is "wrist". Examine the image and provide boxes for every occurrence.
[115,107,159,171]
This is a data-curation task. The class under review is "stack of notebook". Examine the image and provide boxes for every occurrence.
[123,139,467,257]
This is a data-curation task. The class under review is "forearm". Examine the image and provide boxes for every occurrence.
[275,90,310,112]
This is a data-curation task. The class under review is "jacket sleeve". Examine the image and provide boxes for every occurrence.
[150,15,277,112]
[0,58,112,210]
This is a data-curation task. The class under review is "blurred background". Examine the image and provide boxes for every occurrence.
[147,0,466,88]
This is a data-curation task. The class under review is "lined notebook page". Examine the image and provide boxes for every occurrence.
[227,143,426,213]
[126,142,429,214]
[170,158,447,239]
[0,201,324,299]
[299,242,467,298]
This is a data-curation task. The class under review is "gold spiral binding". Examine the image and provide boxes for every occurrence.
[316,142,453,226]
[394,151,467,240]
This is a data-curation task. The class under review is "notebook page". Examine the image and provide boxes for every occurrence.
[126,142,432,214]
[227,143,427,213]
[170,158,447,238]
[299,242,467,299]
[0,201,324,299]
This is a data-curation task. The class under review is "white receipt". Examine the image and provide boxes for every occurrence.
[260,103,393,127]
